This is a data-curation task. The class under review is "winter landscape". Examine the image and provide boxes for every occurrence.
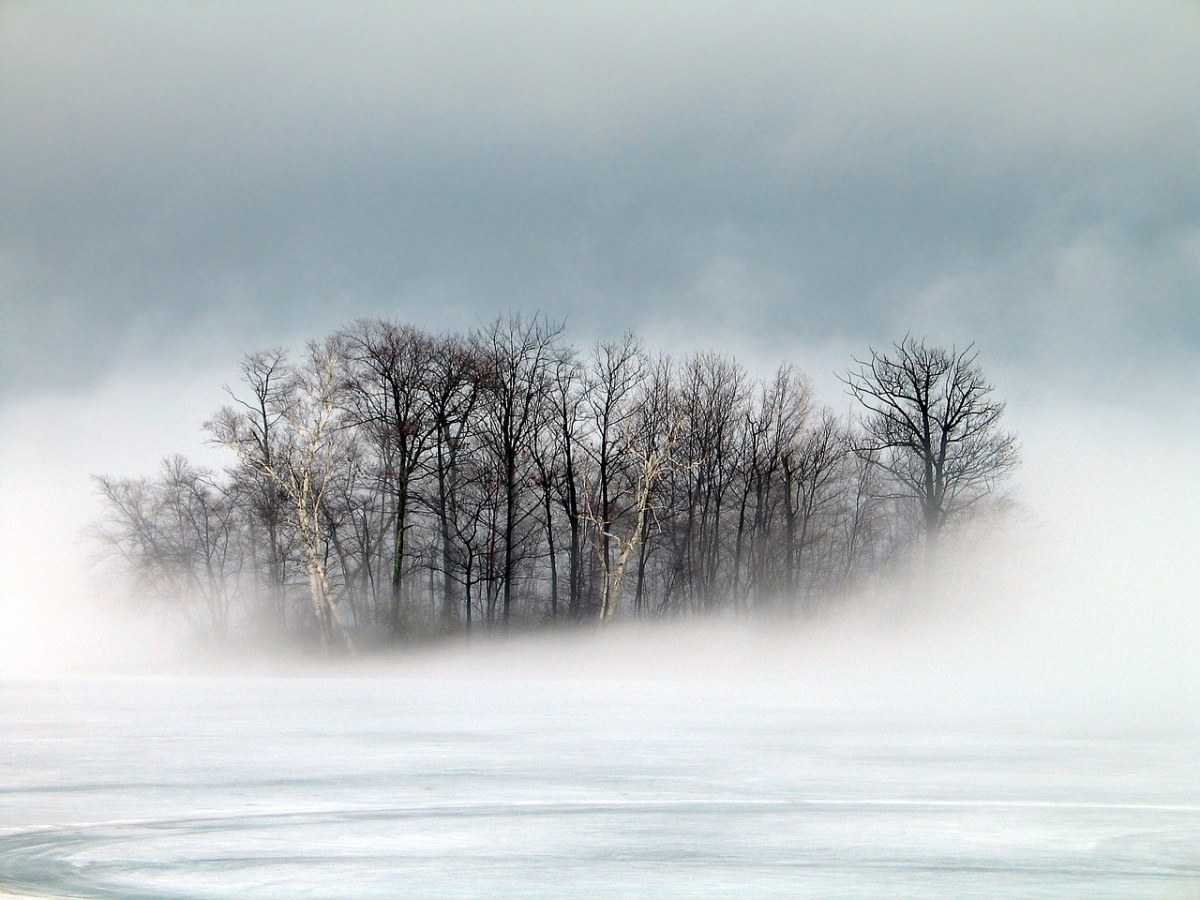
[2,2,1198,897]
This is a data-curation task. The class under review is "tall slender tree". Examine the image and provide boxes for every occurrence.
[476,315,564,627]
[209,340,355,650]
[340,320,438,637]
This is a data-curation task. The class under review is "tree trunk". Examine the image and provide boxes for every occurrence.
[389,473,409,638]
[501,454,516,628]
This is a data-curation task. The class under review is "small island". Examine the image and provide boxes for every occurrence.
[96,319,1016,652]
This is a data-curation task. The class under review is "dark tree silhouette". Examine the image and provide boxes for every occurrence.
[843,337,1018,567]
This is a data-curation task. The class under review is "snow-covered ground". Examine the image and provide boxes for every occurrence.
[2,673,1197,898]
[3,402,1197,896]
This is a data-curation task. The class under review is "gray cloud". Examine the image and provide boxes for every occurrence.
[2,1,1198,399]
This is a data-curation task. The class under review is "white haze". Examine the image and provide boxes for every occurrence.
[2,358,1196,731]
[3,3,1197,891]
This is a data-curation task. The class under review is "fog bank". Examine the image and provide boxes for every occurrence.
[2,370,1195,729]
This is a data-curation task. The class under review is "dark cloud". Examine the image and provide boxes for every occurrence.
[3,1,1198,399]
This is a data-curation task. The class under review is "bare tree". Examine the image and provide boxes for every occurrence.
[669,352,748,609]
[340,320,437,637]
[781,409,848,607]
[475,314,564,627]
[595,354,682,620]
[542,347,589,618]
[94,457,243,640]
[209,340,355,651]
[423,333,484,628]
[318,434,377,629]
[843,337,1018,567]
[210,350,291,629]
[582,333,644,616]
[733,365,809,607]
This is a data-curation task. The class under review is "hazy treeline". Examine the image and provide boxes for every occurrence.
[94,317,1016,650]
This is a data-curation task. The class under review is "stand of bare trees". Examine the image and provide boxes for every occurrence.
[94,318,1017,650]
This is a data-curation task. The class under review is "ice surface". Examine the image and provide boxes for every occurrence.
[2,675,1197,898]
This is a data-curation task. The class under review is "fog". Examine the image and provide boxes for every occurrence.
[2,356,1196,730]
[3,0,1196,698]
[3,383,1198,894]
[3,2,1198,892]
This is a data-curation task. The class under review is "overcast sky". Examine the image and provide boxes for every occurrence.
[1,1,1199,673]
[2,0,1198,407]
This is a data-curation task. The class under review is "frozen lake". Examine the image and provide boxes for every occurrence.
[2,674,1198,898]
